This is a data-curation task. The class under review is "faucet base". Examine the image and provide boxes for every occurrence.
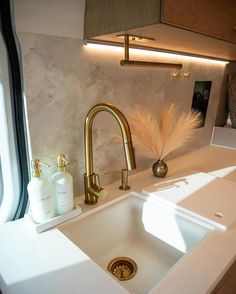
[84,173,98,205]
[84,198,98,205]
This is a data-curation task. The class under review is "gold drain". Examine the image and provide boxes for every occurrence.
[107,257,138,281]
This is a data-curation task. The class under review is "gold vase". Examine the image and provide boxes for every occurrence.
[152,160,168,178]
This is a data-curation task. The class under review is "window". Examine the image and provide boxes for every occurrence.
[0,159,3,206]
[0,0,29,223]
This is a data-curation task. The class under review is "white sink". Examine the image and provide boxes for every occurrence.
[59,193,211,294]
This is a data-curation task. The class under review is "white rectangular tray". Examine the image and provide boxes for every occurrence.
[24,205,82,233]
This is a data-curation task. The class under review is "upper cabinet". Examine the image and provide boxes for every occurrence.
[84,0,236,61]
[162,0,236,43]
[84,0,161,39]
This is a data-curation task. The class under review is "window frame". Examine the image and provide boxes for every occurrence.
[0,0,30,222]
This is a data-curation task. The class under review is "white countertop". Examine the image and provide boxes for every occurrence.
[1,145,236,294]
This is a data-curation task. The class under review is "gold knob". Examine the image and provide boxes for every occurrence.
[171,71,180,78]
[183,72,191,79]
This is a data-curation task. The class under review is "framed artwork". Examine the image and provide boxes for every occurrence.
[191,81,212,127]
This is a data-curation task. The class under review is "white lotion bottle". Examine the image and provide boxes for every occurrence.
[27,159,55,223]
[51,154,74,215]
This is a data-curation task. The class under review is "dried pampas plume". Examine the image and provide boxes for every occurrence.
[129,104,201,160]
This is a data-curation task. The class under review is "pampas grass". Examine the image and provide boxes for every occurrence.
[129,104,201,160]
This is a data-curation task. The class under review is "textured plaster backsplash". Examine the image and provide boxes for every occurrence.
[19,32,226,196]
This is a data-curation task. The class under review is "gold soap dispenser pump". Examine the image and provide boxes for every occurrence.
[57,154,68,171]
[31,159,48,177]
[27,159,55,223]
[51,154,74,215]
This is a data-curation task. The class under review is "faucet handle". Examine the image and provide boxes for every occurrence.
[96,188,108,200]
[94,173,101,189]
[94,173,108,200]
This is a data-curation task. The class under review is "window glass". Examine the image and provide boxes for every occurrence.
[0,0,30,223]
[0,29,21,223]
[0,159,3,206]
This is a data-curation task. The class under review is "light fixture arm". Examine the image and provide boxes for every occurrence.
[120,34,183,69]
[124,34,129,61]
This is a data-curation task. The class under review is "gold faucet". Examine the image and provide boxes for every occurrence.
[84,103,136,205]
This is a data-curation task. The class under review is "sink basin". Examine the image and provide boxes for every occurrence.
[59,193,211,294]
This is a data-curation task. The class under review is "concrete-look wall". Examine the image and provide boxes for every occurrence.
[14,0,85,39]
[15,0,226,196]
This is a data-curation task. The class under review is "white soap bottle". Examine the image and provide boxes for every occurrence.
[27,159,55,223]
[51,154,74,215]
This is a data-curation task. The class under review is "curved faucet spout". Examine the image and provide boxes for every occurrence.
[84,103,136,205]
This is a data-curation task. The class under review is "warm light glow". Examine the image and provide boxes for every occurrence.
[147,172,216,204]
[85,42,123,53]
[141,199,210,254]
[209,166,236,178]
[84,42,229,65]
